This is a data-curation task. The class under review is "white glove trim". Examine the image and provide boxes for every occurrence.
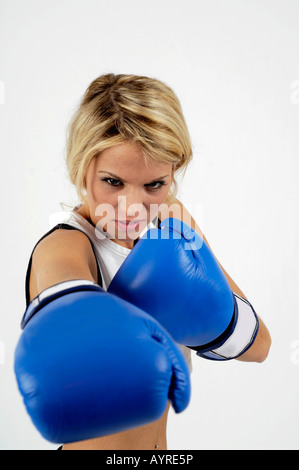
[198,292,259,361]
[21,279,99,329]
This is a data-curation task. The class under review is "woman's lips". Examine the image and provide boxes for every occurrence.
[115,220,146,232]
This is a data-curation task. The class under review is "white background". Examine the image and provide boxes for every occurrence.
[0,0,298,450]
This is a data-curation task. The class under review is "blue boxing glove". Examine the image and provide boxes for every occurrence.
[108,218,259,361]
[14,280,190,444]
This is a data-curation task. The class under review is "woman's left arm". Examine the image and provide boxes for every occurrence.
[210,261,271,362]
[160,199,272,363]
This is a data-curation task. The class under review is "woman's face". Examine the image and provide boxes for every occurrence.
[84,142,173,248]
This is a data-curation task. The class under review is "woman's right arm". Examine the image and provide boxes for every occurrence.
[16,229,191,445]
[30,229,98,299]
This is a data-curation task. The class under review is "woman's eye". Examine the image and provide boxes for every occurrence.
[146,181,166,191]
[102,178,122,187]
[101,177,166,191]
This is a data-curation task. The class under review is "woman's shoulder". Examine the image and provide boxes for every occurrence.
[158,197,204,237]
[30,228,98,297]
[33,227,93,260]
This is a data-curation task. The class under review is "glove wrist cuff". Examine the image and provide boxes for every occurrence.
[21,279,100,329]
[193,293,259,361]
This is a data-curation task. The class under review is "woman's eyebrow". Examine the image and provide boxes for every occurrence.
[97,171,170,183]
[97,171,127,182]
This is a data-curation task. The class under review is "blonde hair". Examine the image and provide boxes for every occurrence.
[66,73,193,204]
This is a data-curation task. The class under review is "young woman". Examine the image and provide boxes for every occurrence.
[21,74,271,450]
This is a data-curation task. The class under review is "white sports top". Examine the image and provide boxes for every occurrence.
[52,206,192,373]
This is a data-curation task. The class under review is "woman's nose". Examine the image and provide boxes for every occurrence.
[118,191,147,218]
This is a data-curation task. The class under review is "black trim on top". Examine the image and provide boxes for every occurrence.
[25,223,103,308]
[25,217,162,309]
